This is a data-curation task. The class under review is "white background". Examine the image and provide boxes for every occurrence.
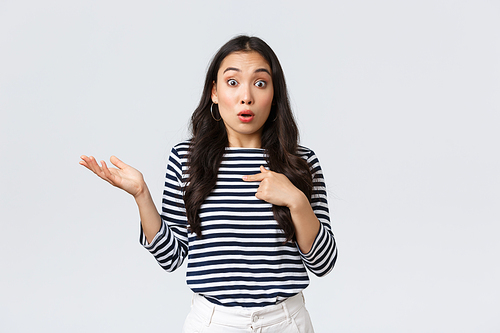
[1,1,499,332]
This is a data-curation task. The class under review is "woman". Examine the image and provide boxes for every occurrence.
[80,35,337,333]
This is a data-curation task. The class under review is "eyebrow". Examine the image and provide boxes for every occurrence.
[223,67,271,75]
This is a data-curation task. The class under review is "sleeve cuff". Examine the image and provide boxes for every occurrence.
[140,220,167,250]
[297,223,325,260]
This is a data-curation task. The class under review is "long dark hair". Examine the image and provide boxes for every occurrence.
[184,35,312,242]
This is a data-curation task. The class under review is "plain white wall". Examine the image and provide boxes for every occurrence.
[1,0,499,332]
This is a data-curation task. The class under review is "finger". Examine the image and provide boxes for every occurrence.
[79,155,90,168]
[110,155,127,169]
[79,160,91,170]
[100,160,114,181]
[91,157,109,178]
[93,157,106,175]
[243,172,265,182]
[80,155,90,166]
[103,161,121,185]
[254,185,271,202]
[96,159,106,176]
[83,155,100,174]
[255,191,264,201]
[243,165,272,181]
[80,155,96,167]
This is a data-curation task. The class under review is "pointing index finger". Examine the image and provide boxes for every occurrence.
[243,166,270,181]
[243,172,265,182]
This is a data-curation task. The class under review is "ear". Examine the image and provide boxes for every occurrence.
[211,81,218,103]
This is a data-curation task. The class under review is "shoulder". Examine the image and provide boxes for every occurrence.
[166,140,191,171]
[297,145,323,174]
[297,145,317,161]
[170,140,191,157]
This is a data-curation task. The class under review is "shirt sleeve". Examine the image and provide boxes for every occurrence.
[297,149,338,277]
[139,145,189,272]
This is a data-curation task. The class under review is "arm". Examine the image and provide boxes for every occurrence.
[243,149,337,276]
[79,148,189,272]
[243,165,320,253]
[298,150,337,276]
[134,185,162,243]
[138,146,189,271]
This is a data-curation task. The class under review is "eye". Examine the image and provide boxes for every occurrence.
[255,80,267,88]
[227,79,238,86]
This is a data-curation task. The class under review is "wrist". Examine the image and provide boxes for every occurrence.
[133,182,150,201]
[287,190,309,212]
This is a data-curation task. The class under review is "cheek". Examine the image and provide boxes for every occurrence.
[218,92,237,112]
[218,86,236,102]
[220,92,234,104]
[260,92,274,109]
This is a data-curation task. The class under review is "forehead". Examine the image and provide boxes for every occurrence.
[218,51,271,74]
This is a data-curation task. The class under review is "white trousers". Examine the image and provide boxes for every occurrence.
[182,292,315,333]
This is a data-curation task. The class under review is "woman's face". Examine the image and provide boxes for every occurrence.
[212,51,274,148]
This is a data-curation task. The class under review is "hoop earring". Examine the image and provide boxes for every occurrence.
[211,103,221,121]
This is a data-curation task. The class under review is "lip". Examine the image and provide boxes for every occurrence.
[237,110,255,123]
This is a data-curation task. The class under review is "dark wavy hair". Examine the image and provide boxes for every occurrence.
[184,35,312,242]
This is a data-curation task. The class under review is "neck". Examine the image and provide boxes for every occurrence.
[227,135,262,148]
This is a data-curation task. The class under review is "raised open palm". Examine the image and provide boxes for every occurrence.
[79,155,145,198]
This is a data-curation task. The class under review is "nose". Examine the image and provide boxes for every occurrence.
[240,85,253,105]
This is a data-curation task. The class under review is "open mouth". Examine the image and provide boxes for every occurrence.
[238,110,255,117]
[238,111,255,122]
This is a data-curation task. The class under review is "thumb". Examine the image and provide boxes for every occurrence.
[110,155,127,169]
[260,165,269,173]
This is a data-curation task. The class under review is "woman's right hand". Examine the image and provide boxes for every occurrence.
[79,155,146,198]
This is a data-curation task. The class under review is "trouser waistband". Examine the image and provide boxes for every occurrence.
[191,292,306,328]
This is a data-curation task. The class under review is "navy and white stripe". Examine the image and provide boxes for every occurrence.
[140,141,337,308]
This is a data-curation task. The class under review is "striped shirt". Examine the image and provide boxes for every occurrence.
[140,141,337,308]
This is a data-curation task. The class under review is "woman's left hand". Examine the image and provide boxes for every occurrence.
[244,166,320,253]
[243,165,304,208]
